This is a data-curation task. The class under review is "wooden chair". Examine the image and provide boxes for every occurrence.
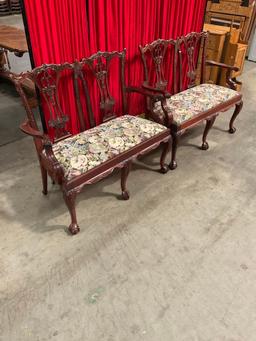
[139,32,243,170]
[12,49,171,234]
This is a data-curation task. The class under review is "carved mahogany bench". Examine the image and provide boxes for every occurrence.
[13,50,170,234]
[139,32,243,170]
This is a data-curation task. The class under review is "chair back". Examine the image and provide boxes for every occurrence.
[13,49,127,144]
[139,32,208,95]
[139,38,178,94]
[73,50,127,130]
[177,31,208,92]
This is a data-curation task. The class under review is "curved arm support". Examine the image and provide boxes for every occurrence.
[142,83,171,98]
[206,60,240,90]
[126,86,165,101]
[20,119,64,179]
[160,98,174,127]
[20,119,45,139]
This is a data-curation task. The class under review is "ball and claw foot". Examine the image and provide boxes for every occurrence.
[169,161,177,170]
[122,190,130,200]
[201,141,209,151]
[68,223,80,235]
[160,165,169,174]
[229,127,236,134]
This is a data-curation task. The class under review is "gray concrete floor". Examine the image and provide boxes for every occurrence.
[1,15,256,341]
[0,14,31,146]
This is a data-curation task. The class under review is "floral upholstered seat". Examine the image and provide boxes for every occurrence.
[51,115,168,180]
[153,84,241,125]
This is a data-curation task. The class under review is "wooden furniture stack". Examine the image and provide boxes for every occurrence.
[203,23,247,90]
[203,0,255,89]
[202,24,231,84]
[205,0,255,41]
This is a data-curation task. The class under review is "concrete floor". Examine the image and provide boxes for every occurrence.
[0,15,31,146]
[1,16,256,341]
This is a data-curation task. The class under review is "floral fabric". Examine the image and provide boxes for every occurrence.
[153,84,240,125]
[51,115,167,180]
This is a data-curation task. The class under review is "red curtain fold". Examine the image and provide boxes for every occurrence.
[23,0,206,132]
[23,0,90,135]
[86,0,207,119]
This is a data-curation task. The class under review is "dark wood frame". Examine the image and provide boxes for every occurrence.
[12,49,171,235]
[139,32,243,170]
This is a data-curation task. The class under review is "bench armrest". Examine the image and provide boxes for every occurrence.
[20,119,51,149]
[206,60,240,90]
[20,119,45,139]
[142,83,171,98]
[20,119,64,178]
[126,86,165,101]
[126,86,172,126]
[206,60,239,72]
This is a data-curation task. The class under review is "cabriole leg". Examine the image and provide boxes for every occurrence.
[121,162,131,200]
[63,189,80,235]
[229,101,243,134]
[169,133,179,170]
[202,116,216,150]
[40,164,48,195]
[160,140,170,174]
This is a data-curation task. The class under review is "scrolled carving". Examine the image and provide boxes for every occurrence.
[179,32,208,89]
[13,48,172,235]
[30,63,73,140]
[77,50,127,123]
[140,39,176,91]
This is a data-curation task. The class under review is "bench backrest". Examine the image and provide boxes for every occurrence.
[14,49,127,143]
[139,32,208,95]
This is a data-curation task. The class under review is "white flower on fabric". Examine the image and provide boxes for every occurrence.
[174,108,188,115]
[88,136,101,144]
[140,124,154,133]
[184,95,194,101]
[132,135,141,144]
[198,98,209,103]
[76,137,86,144]
[88,159,101,168]
[123,128,136,137]
[70,155,88,170]
[121,121,133,128]
[89,143,106,154]
[108,137,125,149]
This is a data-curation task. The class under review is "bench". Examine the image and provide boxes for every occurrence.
[12,49,171,235]
[139,32,243,170]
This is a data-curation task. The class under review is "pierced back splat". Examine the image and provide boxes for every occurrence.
[31,64,73,140]
[140,39,177,92]
[178,32,208,91]
[75,50,127,125]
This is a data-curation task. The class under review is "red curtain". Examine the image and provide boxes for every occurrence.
[23,0,90,134]
[86,0,206,119]
[23,0,206,131]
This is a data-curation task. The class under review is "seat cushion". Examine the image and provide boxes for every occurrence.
[153,84,241,125]
[51,115,168,180]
